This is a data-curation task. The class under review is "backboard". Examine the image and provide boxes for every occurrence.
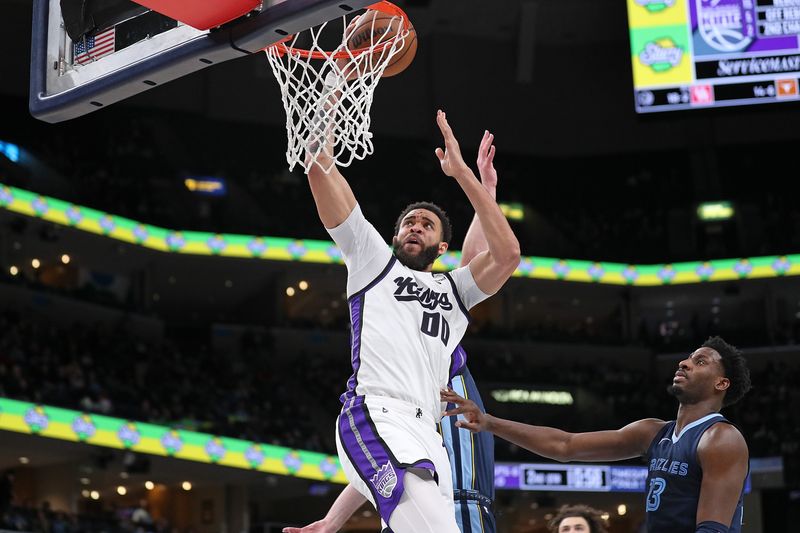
[30,0,375,123]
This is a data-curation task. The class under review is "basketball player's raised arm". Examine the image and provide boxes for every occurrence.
[459,130,497,268]
[441,389,665,462]
[306,140,357,229]
[435,111,520,295]
[695,424,749,530]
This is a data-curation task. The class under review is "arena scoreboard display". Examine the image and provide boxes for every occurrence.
[628,0,800,113]
[495,463,649,493]
[494,462,752,493]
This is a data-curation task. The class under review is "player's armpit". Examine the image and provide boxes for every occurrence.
[466,249,520,296]
[695,424,749,528]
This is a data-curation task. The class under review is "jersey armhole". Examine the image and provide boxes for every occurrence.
[443,271,472,322]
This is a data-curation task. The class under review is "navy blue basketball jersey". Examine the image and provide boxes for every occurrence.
[441,363,496,533]
[645,413,747,533]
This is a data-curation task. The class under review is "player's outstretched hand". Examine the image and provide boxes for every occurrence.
[476,130,497,191]
[441,388,488,432]
[435,110,470,179]
[283,519,335,533]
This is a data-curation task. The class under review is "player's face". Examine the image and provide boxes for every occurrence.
[558,516,591,532]
[392,209,447,270]
[669,346,729,403]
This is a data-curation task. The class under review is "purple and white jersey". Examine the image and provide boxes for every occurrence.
[327,205,489,418]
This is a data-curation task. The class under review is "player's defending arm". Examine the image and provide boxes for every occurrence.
[435,111,519,294]
[694,424,749,532]
[459,130,497,268]
[441,389,665,462]
[282,484,367,533]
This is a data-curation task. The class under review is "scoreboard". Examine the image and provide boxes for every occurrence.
[494,463,648,493]
[494,462,752,493]
[628,0,800,113]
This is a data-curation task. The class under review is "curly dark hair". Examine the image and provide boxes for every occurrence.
[548,504,608,533]
[394,201,453,245]
[702,336,752,407]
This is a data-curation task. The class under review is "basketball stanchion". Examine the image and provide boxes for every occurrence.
[264,1,416,174]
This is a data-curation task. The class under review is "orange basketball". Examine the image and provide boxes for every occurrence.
[341,10,417,79]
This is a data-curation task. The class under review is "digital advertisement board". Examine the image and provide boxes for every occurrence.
[628,0,800,112]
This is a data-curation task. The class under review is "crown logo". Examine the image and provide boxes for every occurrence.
[371,462,398,498]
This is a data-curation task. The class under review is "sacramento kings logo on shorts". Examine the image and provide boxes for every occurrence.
[372,461,398,498]
[696,0,753,53]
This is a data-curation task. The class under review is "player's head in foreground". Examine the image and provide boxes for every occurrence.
[668,335,751,409]
[548,504,608,533]
[392,201,452,271]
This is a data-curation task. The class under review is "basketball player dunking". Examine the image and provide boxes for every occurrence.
[285,129,502,533]
[301,111,519,533]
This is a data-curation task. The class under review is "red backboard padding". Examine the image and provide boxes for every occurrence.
[130,0,261,30]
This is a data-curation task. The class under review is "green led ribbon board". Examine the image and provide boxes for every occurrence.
[2,183,799,285]
[0,397,346,482]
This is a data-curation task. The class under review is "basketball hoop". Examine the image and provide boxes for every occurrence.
[264,1,412,174]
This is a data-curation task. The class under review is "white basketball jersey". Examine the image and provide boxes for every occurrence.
[327,205,489,418]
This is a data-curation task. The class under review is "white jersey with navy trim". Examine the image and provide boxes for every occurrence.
[327,204,490,418]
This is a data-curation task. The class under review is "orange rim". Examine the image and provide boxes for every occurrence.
[267,1,411,60]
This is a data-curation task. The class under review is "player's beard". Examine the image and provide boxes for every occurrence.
[393,241,441,271]
[667,383,698,405]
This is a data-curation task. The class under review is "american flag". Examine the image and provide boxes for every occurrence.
[73,27,116,65]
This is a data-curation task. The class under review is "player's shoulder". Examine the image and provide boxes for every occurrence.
[627,417,669,432]
[699,420,747,451]
[621,418,669,451]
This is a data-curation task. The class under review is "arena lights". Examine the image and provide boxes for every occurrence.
[145,481,155,490]
[117,486,127,495]
[698,201,734,221]
[9,266,18,276]
[18,457,29,464]
[286,287,296,297]
[299,280,309,291]
[490,389,574,405]
[31,258,41,269]
[184,177,227,196]
[61,254,71,264]
[499,202,524,221]
[617,504,627,516]
[181,481,192,491]
[3,182,800,286]
[90,490,100,500]
[0,140,20,163]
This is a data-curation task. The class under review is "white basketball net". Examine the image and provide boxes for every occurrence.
[265,9,409,174]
